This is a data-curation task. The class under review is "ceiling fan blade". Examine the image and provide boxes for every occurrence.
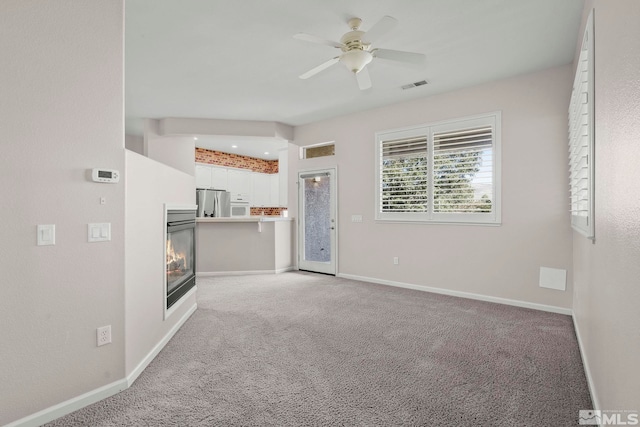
[294,33,344,49]
[373,48,426,64]
[299,57,340,79]
[356,66,372,90]
[363,15,398,44]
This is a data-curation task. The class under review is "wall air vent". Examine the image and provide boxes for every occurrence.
[401,80,428,90]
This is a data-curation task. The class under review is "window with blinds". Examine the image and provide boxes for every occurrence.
[376,113,501,224]
[568,10,594,239]
[380,136,428,213]
[433,126,493,214]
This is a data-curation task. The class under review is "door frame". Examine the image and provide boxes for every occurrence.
[297,167,338,275]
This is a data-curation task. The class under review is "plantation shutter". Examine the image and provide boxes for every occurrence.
[568,11,594,239]
[375,112,500,224]
[380,136,428,212]
[432,126,494,214]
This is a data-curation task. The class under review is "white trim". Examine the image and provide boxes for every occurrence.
[299,140,336,159]
[164,203,197,320]
[572,313,600,413]
[337,273,572,315]
[164,203,199,211]
[375,111,501,225]
[373,220,501,227]
[197,267,294,277]
[297,167,338,275]
[6,302,198,427]
[5,379,128,427]
[274,267,295,274]
[164,286,197,321]
[126,301,197,387]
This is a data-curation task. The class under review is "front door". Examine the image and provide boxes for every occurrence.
[298,168,337,275]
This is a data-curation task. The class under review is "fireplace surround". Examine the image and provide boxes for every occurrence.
[165,206,196,316]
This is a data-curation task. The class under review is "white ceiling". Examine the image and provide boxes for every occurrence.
[125,0,584,159]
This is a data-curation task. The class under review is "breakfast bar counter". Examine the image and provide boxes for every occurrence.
[196,216,294,276]
[196,216,292,223]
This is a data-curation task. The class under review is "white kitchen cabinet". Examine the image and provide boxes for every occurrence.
[211,167,228,190]
[270,174,279,207]
[197,164,280,206]
[227,169,252,200]
[195,164,213,188]
[251,172,271,207]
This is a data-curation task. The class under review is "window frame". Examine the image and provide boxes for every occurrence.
[375,112,501,225]
[568,10,595,239]
[300,141,335,159]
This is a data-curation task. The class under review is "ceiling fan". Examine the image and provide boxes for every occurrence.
[294,16,426,90]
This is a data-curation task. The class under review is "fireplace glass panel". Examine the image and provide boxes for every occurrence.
[166,228,194,295]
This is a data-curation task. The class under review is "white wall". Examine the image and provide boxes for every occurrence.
[125,134,144,155]
[158,117,294,141]
[278,148,289,206]
[292,65,574,310]
[124,150,197,376]
[274,221,294,271]
[0,1,125,424]
[197,220,293,274]
[572,0,640,410]
[144,119,196,176]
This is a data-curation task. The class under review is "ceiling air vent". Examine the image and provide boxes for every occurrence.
[401,80,428,90]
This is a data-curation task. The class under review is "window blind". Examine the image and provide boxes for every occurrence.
[568,11,594,239]
[375,112,500,224]
[380,136,428,212]
[432,126,494,214]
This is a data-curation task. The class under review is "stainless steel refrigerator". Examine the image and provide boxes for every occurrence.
[196,188,231,217]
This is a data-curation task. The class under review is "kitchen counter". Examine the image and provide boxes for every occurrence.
[196,216,294,276]
[196,216,293,223]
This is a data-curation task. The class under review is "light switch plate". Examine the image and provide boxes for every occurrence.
[88,223,111,242]
[351,215,363,223]
[37,224,55,246]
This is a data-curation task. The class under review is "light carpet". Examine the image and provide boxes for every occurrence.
[46,272,592,426]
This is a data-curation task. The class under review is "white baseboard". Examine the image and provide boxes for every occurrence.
[6,302,198,427]
[572,313,600,411]
[5,379,128,427]
[197,267,294,277]
[337,273,572,315]
[127,301,198,387]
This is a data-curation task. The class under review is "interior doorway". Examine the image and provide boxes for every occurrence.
[298,168,337,275]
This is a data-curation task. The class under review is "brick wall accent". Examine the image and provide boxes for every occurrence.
[195,147,278,173]
[250,207,288,217]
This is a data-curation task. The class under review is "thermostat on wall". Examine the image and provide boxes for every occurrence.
[91,168,120,183]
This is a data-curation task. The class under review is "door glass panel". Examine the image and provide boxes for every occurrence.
[303,175,331,262]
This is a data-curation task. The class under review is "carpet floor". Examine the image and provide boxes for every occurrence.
[46,272,592,426]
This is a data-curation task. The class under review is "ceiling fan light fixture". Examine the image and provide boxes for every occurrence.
[295,15,423,89]
[341,50,372,74]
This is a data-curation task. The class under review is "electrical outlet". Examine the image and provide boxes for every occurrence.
[97,325,111,346]
[393,257,399,265]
